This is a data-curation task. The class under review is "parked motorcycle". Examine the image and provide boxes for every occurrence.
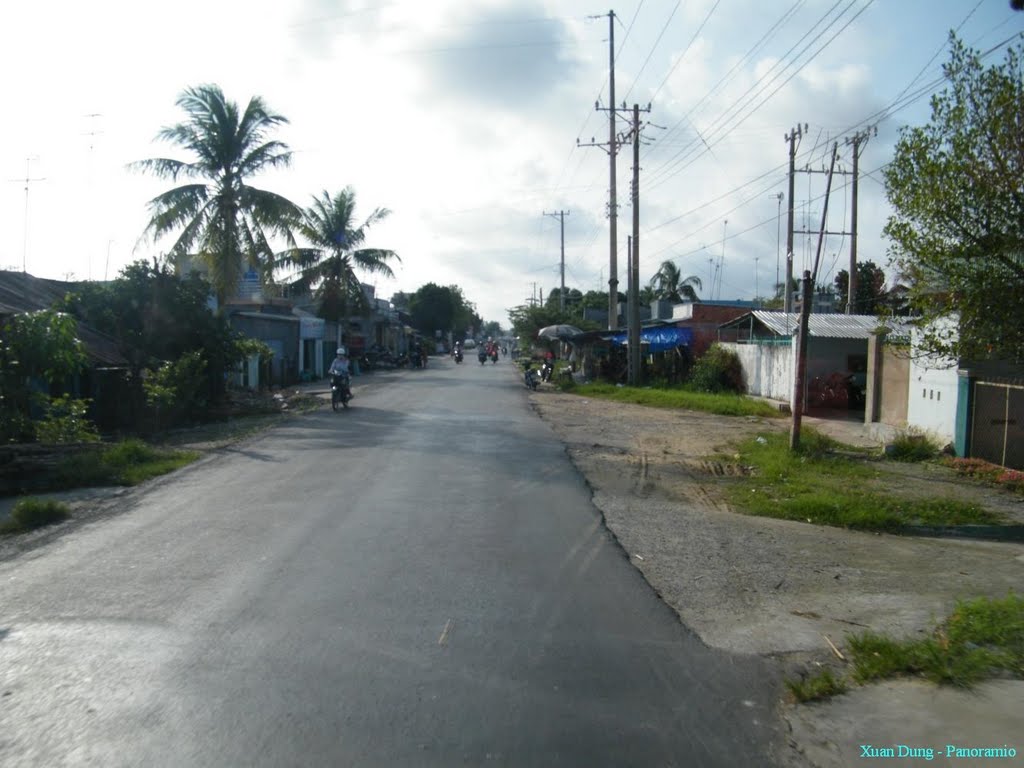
[540,358,555,382]
[331,373,352,411]
[524,365,540,391]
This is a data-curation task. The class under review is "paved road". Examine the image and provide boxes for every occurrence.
[0,357,785,767]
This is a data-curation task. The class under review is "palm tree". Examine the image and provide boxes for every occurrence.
[132,84,302,307]
[649,260,702,303]
[279,187,399,341]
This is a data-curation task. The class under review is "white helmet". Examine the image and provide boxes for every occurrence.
[336,347,346,356]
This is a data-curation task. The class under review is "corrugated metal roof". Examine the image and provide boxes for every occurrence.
[735,311,911,339]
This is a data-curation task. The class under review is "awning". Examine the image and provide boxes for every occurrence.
[609,326,692,352]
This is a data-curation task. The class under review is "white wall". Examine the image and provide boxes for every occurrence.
[906,327,959,442]
[723,341,793,401]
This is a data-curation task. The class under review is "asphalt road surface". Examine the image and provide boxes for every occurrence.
[0,356,785,767]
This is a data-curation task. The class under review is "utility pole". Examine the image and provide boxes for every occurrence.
[579,10,620,330]
[774,192,783,300]
[622,102,651,386]
[844,127,875,314]
[718,219,728,301]
[7,157,46,274]
[791,142,838,451]
[783,125,805,313]
[543,210,570,311]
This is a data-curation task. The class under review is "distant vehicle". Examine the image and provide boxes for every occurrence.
[463,339,477,349]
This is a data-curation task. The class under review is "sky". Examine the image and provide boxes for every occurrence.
[1,0,1022,326]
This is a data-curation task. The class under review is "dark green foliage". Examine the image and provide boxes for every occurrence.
[833,261,888,314]
[35,396,100,443]
[884,35,1024,362]
[886,430,941,462]
[409,283,481,337]
[0,310,90,442]
[10,498,71,530]
[688,344,746,394]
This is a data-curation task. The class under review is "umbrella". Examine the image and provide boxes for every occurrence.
[537,324,584,341]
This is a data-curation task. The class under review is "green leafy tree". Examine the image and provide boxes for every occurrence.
[648,261,702,303]
[132,84,302,306]
[544,287,583,311]
[0,310,89,442]
[408,284,479,338]
[278,187,399,340]
[59,260,247,424]
[834,261,887,314]
[884,35,1024,362]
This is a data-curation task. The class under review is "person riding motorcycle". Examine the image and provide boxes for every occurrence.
[329,347,352,401]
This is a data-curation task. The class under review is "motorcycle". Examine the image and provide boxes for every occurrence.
[524,365,540,391]
[454,349,463,364]
[490,350,498,364]
[331,373,352,411]
[540,358,555,382]
[478,350,488,365]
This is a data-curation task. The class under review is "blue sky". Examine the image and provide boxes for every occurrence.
[1,0,1021,324]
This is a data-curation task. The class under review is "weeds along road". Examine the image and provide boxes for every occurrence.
[0,356,786,767]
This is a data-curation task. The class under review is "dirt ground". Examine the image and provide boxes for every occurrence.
[528,389,1024,767]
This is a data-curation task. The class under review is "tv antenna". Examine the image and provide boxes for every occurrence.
[7,157,46,273]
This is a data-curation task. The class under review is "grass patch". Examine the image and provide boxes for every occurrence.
[944,457,1024,494]
[785,668,848,702]
[55,439,199,489]
[6,498,71,532]
[727,431,1002,530]
[572,383,781,418]
[848,594,1024,687]
[886,429,941,462]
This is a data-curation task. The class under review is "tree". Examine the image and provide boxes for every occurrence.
[279,188,399,339]
[834,261,887,314]
[648,261,702,303]
[132,84,302,306]
[884,35,1024,362]
[544,287,583,311]
[408,284,479,338]
[0,310,88,442]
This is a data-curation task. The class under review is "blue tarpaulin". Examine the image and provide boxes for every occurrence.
[608,326,692,352]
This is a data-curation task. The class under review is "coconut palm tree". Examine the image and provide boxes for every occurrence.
[649,260,702,302]
[132,84,302,307]
[279,187,399,339]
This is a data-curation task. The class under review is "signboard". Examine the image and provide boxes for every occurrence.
[300,316,325,340]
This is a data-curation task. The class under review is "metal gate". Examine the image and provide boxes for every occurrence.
[971,381,1024,469]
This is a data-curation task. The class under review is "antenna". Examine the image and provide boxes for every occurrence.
[7,157,47,273]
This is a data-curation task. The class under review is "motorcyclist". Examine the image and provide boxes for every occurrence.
[329,347,352,398]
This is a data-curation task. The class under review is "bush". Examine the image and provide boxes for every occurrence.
[144,351,209,427]
[885,429,940,462]
[10,498,70,530]
[688,344,746,394]
[35,395,101,443]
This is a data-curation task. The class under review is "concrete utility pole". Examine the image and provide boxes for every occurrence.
[844,127,875,314]
[790,142,838,452]
[580,11,621,330]
[783,125,805,313]
[629,104,642,386]
[543,210,570,311]
[607,10,618,331]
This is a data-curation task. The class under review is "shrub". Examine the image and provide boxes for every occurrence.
[688,344,746,394]
[35,395,100,443]
[885,429,940,462]
[10,498,71,530]
[144,351,208,426]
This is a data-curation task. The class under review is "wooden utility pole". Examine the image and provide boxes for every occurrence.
[629,104,642,386]
[790,142,838,451]
[783,125,804,313]
[543,210,570,311]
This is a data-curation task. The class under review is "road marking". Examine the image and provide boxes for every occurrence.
[438,619,453,646]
